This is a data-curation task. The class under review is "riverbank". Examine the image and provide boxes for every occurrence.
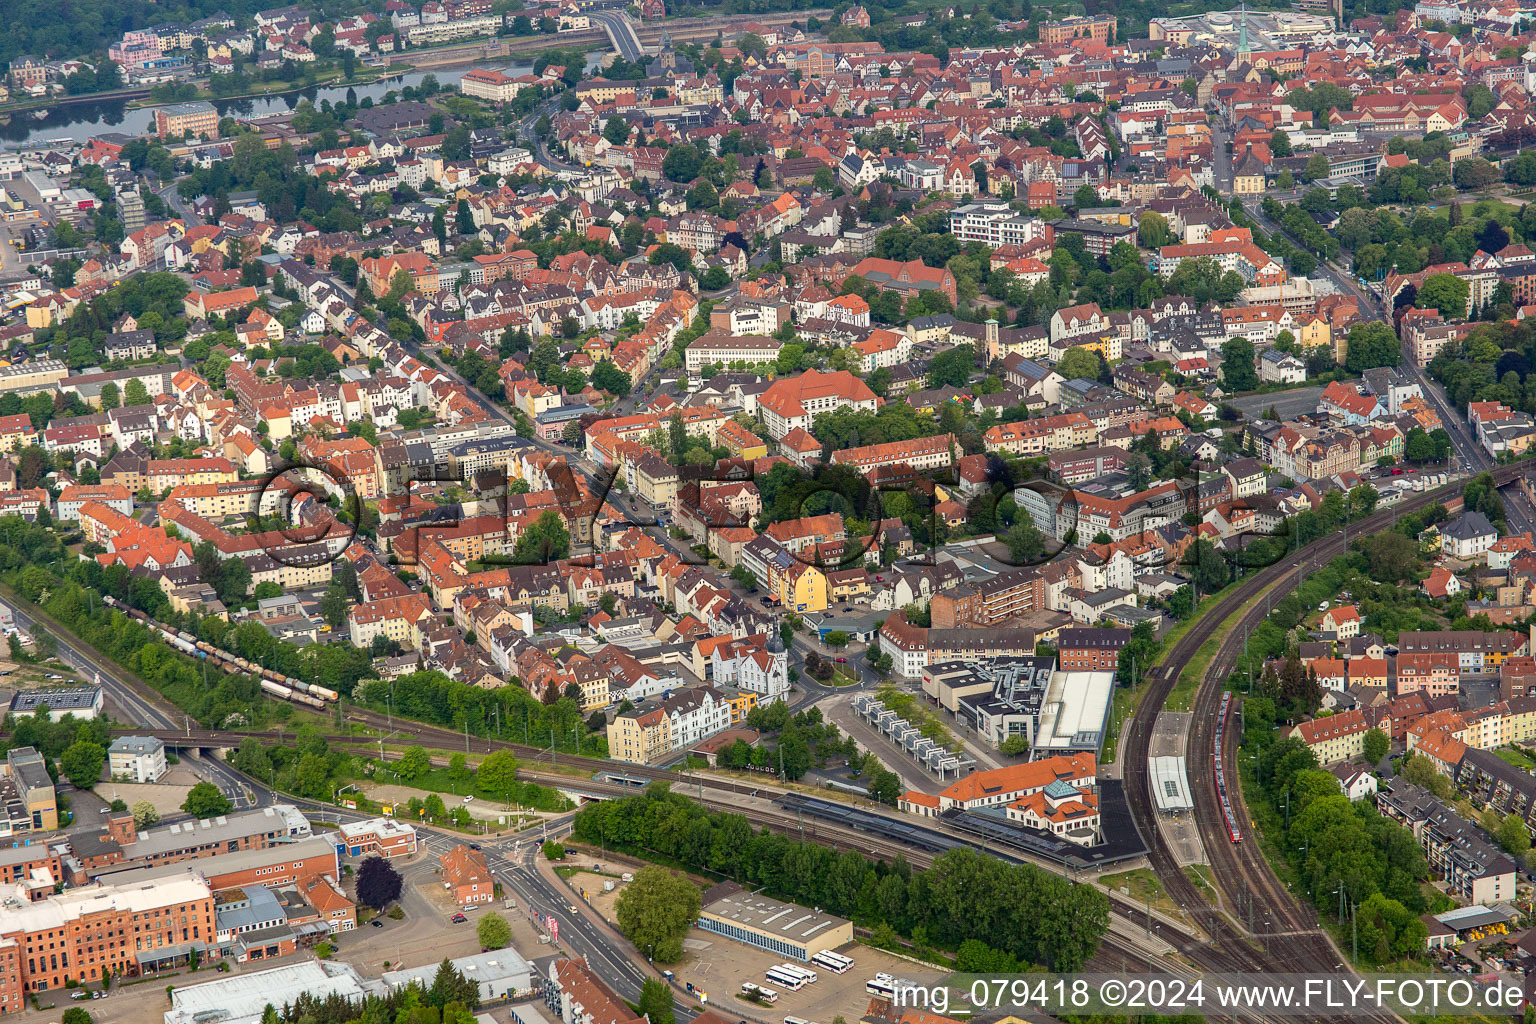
[0,32,603,132]
[121,62,418,110]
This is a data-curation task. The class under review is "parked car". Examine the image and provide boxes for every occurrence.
[371,919,384,928]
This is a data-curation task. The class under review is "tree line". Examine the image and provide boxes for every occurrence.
[571,785,1109,970]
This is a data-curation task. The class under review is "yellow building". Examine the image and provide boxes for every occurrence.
[780,562,829,613]
[635,454,680,507]
[607,706,671,764]
[1067,333,1124,362]
[4,747,57,832]
[1295,313,1332,354]
[1233,151,1268,195]
[906,317,953,345]
[728,690,758,723]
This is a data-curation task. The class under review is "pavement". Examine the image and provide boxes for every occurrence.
[820,693,942,795]
[1228,384,1326,422]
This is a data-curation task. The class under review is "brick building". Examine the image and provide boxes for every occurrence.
[1056,627,1129,671]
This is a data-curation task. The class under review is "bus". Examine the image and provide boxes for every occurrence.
[765,967,808,991]
[867,976,898,998]
[776,964,818,984]
[741,983,778,1004]
[812,951,853,974]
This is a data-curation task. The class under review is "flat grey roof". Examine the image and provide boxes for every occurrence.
[699,890,847,943]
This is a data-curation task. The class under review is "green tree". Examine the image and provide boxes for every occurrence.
[1137,211,1173,249]
[449,752,471,789]
[229,736,272,779]
[1220,337,1258,393]
[1417,273,1470,319]
[59,740,105,789]
[614,866,701,962]
[1005,519,1046,564]
[1362,728,1389,764]
[1270,131,1293,158]
[513,509,570,564]
[1344,321,1401,374]
[99,382,120,411]
[1053,346,1100,381]
[1187,538,1230,594]
[637,978,674,1024]
[476,912,512,949]
[998,735,1030,756]
[396,745,430,780]
[477,749,520,804]
[182,781,233,818]
[320,582,350,629]
[591,360,631,395]
[1498,813,1531,857]
[124,379,149,407]
[130,800,160,829]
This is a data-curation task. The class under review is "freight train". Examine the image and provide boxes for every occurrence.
[101,595,339,710]
[1214,691,1241,843]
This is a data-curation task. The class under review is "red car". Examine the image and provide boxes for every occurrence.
[836,657,848,663]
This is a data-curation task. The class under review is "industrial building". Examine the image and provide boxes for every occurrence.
[166,960,380,1024]
[9,686,103,720]
[1032,669,1116,755]
[383,949,533,1003]
[695,882,853,961]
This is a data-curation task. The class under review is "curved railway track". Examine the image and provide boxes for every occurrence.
[1119,467,1534,1011]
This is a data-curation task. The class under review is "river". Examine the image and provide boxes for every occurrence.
[0,52,601,147]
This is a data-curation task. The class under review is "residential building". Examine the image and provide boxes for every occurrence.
[108,736,167,783]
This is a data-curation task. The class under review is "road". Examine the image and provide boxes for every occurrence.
[589,11,645,61]
[297,790,689,1014]
[5,593,257,809]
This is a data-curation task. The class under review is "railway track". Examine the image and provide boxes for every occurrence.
[1119,471,1521,1016]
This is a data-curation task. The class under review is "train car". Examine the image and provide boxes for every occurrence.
[1213,692,1241,843]
[259,679,294,700]
[125,606,340,705]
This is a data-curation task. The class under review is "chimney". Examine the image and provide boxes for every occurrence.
[106,813,137,847]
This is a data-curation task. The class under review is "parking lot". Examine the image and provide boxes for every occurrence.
[671,926,904,1022]
[551,850,909,1023]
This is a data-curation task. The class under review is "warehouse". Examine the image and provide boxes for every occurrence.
[1031,669,1115,754]
[695,882,853,961]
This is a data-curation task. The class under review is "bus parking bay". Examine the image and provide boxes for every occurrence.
[672,931,914,1024]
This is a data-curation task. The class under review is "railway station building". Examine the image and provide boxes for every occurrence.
[695,882,853,961]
